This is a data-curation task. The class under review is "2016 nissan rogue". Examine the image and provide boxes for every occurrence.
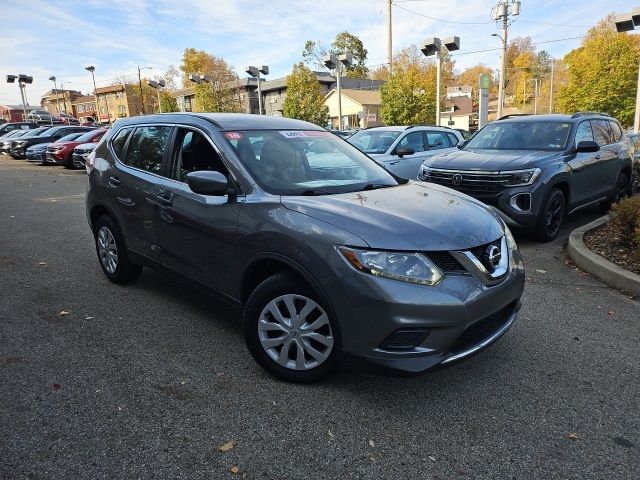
[86,113,525,383]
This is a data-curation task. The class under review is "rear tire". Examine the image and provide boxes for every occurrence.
[243,273,339,383]
[94,215,142,284]
[535,188,566,242]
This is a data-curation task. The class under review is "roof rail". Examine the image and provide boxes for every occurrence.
[497,114,531,120]
[570,111,612,118]
[405,124,454,130]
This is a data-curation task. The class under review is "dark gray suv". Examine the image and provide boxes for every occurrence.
[419,113,634,241]
[86,113,525,382]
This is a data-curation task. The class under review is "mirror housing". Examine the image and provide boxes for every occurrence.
[576,140,600,153]
[186,170,232,196]
[396,147,415,158]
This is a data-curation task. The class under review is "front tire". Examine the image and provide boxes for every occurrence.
[94,215,142,284]
[243,273,339,383]
[535,188,566,242]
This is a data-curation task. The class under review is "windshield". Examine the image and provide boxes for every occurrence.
[21,127,50,138]
[225,129,399,195]
[465,121,572,151]
[75,130,101,143]
[348,130,402,154]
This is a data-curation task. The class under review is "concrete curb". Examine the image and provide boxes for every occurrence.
[567,215,640,296]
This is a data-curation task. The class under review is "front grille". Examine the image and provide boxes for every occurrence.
[379,328,430,350]
[421,169,515,198]
[449,301,517,356]
[426,251,466,273]
[469,237,501,262]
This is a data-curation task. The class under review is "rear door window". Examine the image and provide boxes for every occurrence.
[608,121,623,142]
[124,125,173,174]
[398,131,426,153]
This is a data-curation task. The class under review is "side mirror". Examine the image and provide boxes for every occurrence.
[186,170,231,196]
[576,140,600,153]
[396,147,415,158]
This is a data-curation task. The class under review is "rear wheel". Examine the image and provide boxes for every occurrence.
[94,215,142,284]
[598,171,628,212]
[535,188,565,242]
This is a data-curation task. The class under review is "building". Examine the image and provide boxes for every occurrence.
[0,105,28,122]
[440,96,474,131]
[324,88,383,129]
[173,77,259,114]
[446,85,473,99]
[71,95,97,123]
[94,84,154,123]
[40,89,83,115]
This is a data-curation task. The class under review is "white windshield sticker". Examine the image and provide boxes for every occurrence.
[279,130,331,138]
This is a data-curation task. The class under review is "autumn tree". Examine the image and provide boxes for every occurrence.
[179,47,242,113]
[303,31,369,77]
[556,15,640,125]
[282,62,329,126]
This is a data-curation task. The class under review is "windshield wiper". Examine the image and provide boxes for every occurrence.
[359,183,394,191]
[300,189,333,196]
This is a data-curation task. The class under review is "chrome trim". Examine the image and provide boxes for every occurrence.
[450,236,509,286]
[509,192,532,212]
[441,308,518,364]
[424,167,501,174]
[568,196,607,215]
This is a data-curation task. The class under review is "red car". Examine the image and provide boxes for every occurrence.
[45,128,106,168]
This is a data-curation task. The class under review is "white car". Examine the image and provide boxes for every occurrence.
[348,126,463,179]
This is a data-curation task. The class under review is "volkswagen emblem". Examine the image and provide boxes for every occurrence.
[452,173,463,185]
[486,245,502,270]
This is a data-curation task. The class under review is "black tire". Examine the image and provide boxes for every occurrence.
[94,215,142,284]
[243,273,339,383]
[535,188,566,242]
[598,171,628,212]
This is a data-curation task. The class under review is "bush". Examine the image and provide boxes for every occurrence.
[608,196,640,257]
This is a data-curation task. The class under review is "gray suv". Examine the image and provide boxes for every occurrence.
[419,113,634,241]
[86,113,525,383]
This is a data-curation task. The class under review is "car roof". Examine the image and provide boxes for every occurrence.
[361,125,460,133]
[494,113,617,123]
[115,112,324,131]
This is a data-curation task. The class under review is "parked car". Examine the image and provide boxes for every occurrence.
[0,122,38,136]
[34,132,85,163]
[57,112,80,125]
[72,142,99,170]
[329,130,352,139]
[1,129,32,154]
[348,126,464,179]
[419,113,634,241]
[45,128,106,167]
[4,126,54,155]
[9,125,93,158]
[86,113,525,383]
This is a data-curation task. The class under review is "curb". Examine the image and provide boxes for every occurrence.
[567,215,640,296]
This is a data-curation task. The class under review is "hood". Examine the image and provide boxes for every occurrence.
[424,148,560,171]
[74,142,96,151]
[27,143,51,151]
[281,182,504,251]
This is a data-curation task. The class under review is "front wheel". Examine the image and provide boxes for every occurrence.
[535,188,566,242]
[243,273,339,383]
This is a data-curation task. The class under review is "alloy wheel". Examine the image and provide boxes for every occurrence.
[258,294,334,371]
[97,226,118,274]
[545,194,564,237]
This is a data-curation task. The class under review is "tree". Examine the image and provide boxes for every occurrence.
[455,64,497,105]
[283,62,329,126]
[179,48,243,113]
[159,91,179,113]
[303,31,369,77]
[556,15,640,126]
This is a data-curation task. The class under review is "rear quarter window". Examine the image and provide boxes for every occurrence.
[110,127,134,160]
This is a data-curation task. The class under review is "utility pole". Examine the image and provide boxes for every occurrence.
[549,58,554,113]
[534,77,538,114]
[137,66,152,115]
[387,0,393,75]
[60,81,69,113]
[493,1,520,118]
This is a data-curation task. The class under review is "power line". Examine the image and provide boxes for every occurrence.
[391,2,492,25]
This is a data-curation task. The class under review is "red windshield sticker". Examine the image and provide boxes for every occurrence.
[279,130,331,138]
[224,132,243,140]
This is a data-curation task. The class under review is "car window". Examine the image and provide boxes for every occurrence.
[591,119,613,146]
[446,132,459,146]
[110,127,133,160]
[609,121,623,142]
[170,129,228,182]
[466,121,571,151]
[425,131,451,150]
[125,125,172,174]
[347,130,402,154]
[398,131,426,153]
[574,121,594,144]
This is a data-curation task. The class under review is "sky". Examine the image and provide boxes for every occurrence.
[0,0,637,107]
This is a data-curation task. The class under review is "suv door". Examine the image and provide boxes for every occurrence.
[567,120,599,206]
[155,126,242,297]
[107,124,173,260]
[384,130,430,179]
[591,119,620,198]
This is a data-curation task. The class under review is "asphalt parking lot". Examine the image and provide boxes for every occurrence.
[0,157,638,480]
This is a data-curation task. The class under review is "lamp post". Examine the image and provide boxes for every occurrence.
[59,81,69,114]
[245,65,269,115]
[6,74,33,121]
[137,66,152,115]
[86,65,109,124]
[615,8,640,132]
[147,80,165,113]
[48,76,61,114]
[421,37,460,126]
[323,54,352,129]
[492,0,521,119]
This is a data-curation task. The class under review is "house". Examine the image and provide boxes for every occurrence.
[40,89,83,115]
[174,87,195,112]
[93,84,154,123]
[439,96,474,131]
[446,85,473,99]
[0,105,28,122]
[173,77,259,114]
[324,88,383,129]
[71,95,97,123]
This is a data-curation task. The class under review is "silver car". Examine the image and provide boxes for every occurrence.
[348,126,463,179]
[86,113,525,383]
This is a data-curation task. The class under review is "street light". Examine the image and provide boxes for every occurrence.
[324,54,352,129]
[615,8,640,132]
[85,65,110,124]
[48,76,61,115]
[492,0,521,118]
[137,66,152,115]
[6,74,33,121]
[147,79,165,113]
[421,37,460,126]
[245,65,269,115]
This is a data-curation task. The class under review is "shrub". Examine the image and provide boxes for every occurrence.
[608,196,640,258]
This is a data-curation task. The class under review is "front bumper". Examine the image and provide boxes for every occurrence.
[45,152,64,164]
[9,146,26,158]
[72,153,87,169]
[324,248,525,374]
[26,151,46,162]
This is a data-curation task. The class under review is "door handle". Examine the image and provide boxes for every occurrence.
[156,194,173,207]
[388,161,399,165]
[594,155,601,160]
[108,176,120,187]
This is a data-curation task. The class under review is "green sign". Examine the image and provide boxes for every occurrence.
[480,74,490,90]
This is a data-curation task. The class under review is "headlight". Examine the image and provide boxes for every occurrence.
[339,247,443,286]
[502,168,541,186]
[504,224,517,250]
[15,141,27,146]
